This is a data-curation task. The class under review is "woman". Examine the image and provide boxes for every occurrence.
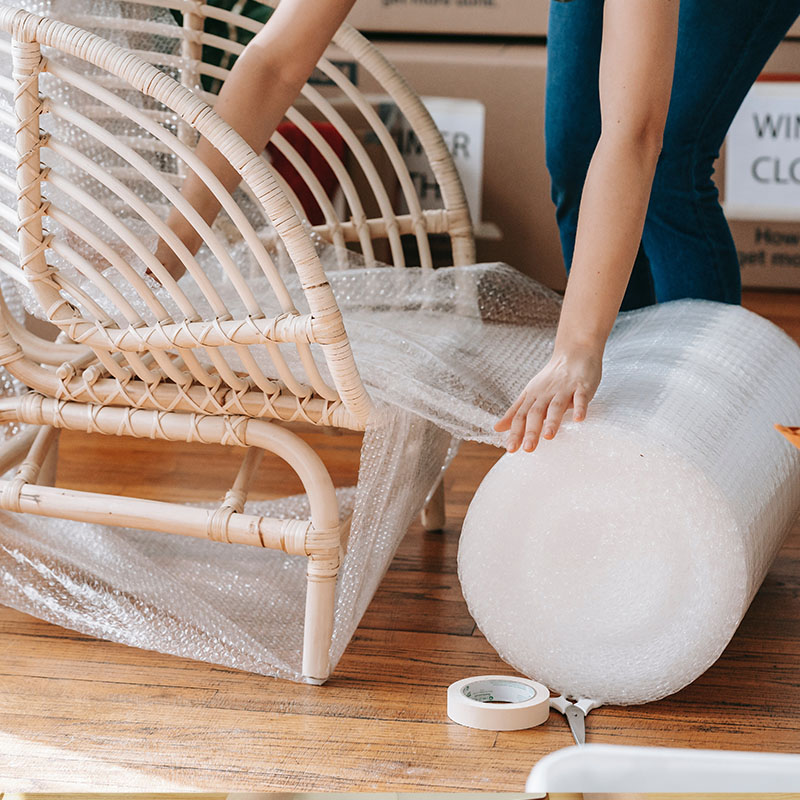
[158,0,800,451]
[496,0,800,453]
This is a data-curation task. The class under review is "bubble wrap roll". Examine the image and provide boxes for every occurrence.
[458,300,800,705]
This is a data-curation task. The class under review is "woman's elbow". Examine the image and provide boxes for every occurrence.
[244,33,318,93]
[601,117,665,163]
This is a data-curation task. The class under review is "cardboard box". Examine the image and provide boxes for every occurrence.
[346,0,549,38]
[347,3,799,42]
[717,38,800,290]
[331,40,565,288]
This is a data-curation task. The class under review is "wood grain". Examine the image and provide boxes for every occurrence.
[0,290,798,791]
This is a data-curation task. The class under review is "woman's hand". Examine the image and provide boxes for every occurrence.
[494,343,602,453]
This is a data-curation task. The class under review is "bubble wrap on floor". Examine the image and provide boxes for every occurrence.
[0,261,561,680]
[459,301,800,704]
[0,0,561,681]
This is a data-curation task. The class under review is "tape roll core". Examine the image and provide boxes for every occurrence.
[447,674,550,731]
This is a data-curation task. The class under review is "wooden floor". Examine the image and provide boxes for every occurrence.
[0,290,798,792]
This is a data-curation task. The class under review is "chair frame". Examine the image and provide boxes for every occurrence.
[0,2,475,682]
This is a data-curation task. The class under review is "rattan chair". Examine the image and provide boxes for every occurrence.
[0,3,475,681]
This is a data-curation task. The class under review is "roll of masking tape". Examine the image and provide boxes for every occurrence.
[447,674,551,731]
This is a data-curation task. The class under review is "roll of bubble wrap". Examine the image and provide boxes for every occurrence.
[459,300,800,705]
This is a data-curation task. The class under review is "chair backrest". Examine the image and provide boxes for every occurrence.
[66,0,477,269]
[0,4,371,428]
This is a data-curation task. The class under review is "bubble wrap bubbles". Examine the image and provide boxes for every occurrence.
[459,300,800,705]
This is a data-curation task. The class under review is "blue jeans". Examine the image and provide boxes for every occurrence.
[546,0,800,310]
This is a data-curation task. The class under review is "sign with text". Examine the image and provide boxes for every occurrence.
[387,96,486,225]
[725,79,800,220]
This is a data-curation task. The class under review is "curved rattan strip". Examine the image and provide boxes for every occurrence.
[282,107,377,266]
[312,56,434,268]
[128,51,378,267]
[0,250,24,283]
[48,176,310,396]
[45,168,199,318]
[42,118,316,393]
[334,24,475,265]
[157,5,472,267]
[47,162,254,388]
[0,138,16,167]
[179,5,444,266]
[49,240,169,385]
[48,99,264,315]
[0,281,89,365]
[45,138,231,317]
[49,60,299,314]
[170,347,214,388]
[234,344,279,395]
[49,237,143,324]
[292,88,407,267]
[239,162,309,231]
[46,204,172,320]
[91,347,157,385]
[51,270,114,327]
[185,31,402,266]
[268,129,348,254]
[49,54,341,403]
[204,345,249,392]
[51,195,223,390]
[116,349,159,384]
[180,29,385,266]
[0,223,20,264]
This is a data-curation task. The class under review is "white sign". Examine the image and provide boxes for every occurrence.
[390,96,486,225]
[725,80,800,220]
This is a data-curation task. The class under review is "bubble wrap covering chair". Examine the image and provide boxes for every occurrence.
[0,2,475,681]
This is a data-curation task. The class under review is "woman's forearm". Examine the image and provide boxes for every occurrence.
[555,130,662,352]
[163,55,308,257]
[158,0,357,273]
[554,0,679,356]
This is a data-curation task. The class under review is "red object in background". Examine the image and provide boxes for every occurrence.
[756,73,800,82]
[266,122,346,225]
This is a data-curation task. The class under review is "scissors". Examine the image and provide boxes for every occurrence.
[549,695,601,744]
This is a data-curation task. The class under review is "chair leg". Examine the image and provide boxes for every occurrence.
[421,478,446,532]
[38,429,59,486]
[0,427,38,475]
[302,550,339,684]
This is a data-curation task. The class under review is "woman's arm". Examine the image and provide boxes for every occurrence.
[156,0,357,277]
[496,0,679,452]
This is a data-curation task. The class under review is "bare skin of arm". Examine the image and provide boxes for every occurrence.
[495,0,680,452]
[155,0,357,278]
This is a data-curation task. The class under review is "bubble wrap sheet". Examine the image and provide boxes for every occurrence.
[0,260,563,680]
[459,301,800,704]
[0,1,797,698]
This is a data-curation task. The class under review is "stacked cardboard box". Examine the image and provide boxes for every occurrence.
[348,2,800,39]
[715,40,800,290]
[347,0,549,38]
